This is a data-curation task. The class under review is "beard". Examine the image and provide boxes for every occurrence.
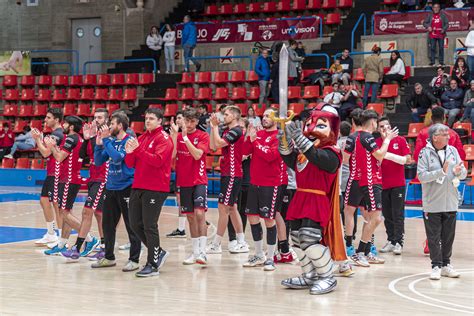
[111,128,119,137]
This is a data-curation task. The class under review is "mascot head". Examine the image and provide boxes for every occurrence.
[302,103,340,148]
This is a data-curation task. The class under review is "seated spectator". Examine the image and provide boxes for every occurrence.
[383,51,406,85]
[441,79,465,127]
[406,83,438,122]
[0,123,14,159]
[197,104,210,132]
[338,83,360,122]
[329,59,345,85]
[339,49,353,86]
[324,82,344,109]
[452,56,470,90]
[429,66,450,98]
[4,126,35,159]
[461,80,474,124]
[247,107,262,127]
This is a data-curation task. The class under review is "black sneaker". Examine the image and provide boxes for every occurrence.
[166,228,186,238]
[156,248,170,270]
[135,263,159,277]
[196,64,201,72]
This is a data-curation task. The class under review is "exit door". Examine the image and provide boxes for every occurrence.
[72,18,102,74]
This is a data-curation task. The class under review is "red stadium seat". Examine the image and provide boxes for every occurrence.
[302,86,320,99]
[405,123,425,140]
[33,104,48,116]
[234,3,246,14]
[288,86,302,100]
[53,75,68,86]
[252,103,267,116]
[203,5,218,16]
[354,68,365,81]
[289,103,305,115]
[220,4,233,15]
[338,0,353,8]
[18,104,33,117]
[307,102,319,109]
[148,104,162,110]
[111,74,125,86]
[270,103,280,109]
[52,89,66,102]
[63,103,77,116]
[2,75,17,87]
[248,87,260,100]
[50,103,63,109]
[164,104,178,117]
[179,88,195,101]
[139,73,154,85]
[67,88,81,101]
[197,72,212,84]
[3,104,18,117]
[159,88,179,101]
[122,88,137,101]
[235,103,249,115]
[292,0,306,11]
[229,71,246,84]
[81,88,95,101]
[325,13,341,25]
[2,158,14,168]
[108,88,123,101]
[383,0,400,4]
[322,0,337,9]
[379,84,399,99]
[130,121,145,135]
[214,71,229,84]
[246,71,259,83]
[15,158,30,169]
[249,2,262,13]
[97,74,111,86]
[278,0,291,11]
[95,88,109,101]
[83,74,97,86]
[366,103,384,116]
[106,103,120,113]
[213,87,229,101]
[230,87,247,100]
[0,89,2,100]
[31,158,45,170]
[20,75,35,87]
[178,72,195,85]
[20,89,35,101]
[77,103,91,116]
[91,103,106,113]
[13,120,28,133]
[38,75,52,87]
[30,119,42,130]
[453,122,472,140]
[322,86,334,96]
[125,73,139,86]
[69,75,83,87]
[4,89,19,101]
[308,0,322,9]
[262,2,276,13]
[197,88,213,101]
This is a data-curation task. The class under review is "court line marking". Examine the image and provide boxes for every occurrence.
[389,269,474,314]
[409,271,474,310]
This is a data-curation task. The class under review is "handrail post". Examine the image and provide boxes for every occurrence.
[351,13,366,52]
[319,16,323,39]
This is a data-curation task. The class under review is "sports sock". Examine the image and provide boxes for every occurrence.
[266,225,277,260]
[278,240,290,254]
[255,240,264,257]
[58,237,68,248]
[213,234,222,246]
[192,238,199,256]
[236,233,245,244]
[345,235,353,248]
[46,221,55,235]
[75,237,85,251]
[371,234,375,244]
[356,241,367,254]
[178,217,186,232]
[365,241,372,256]
[58,229,62,237]
[85,233,93,242]
[198,236,207,254]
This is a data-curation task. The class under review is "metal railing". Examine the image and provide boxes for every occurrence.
[31,61,74,75]
[190,55,254,70]
[351,13,366,52]
[333,49,416,66]
[82,58,157,74]
[305,53,330,69]
[31,49,79,75]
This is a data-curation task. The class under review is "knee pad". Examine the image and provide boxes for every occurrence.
[304,244,334,278]
[266,225,277,245]
[250,223,263,242]
[298,227,322,251]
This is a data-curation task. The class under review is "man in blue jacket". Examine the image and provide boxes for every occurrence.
[441,79,465,127]
[182,15,201,73]
[255,49,271,105]
[91,112,142,272]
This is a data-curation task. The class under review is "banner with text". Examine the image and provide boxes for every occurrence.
[175,18,320,44]
[373,9,470,35]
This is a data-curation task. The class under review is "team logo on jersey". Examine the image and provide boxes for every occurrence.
[265,136,272,143]
[196,196,204,201]
[393,143,399,150]
[194,138,199,145]
[150,199,156,204]
[149,140,154,148]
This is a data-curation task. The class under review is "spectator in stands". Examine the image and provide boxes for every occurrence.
[461,80,474,124]
[182,15,201,73]
[324,82,343,109]
[362,46,384,107]
[414,106,466,162]
[4,126,35,159]
[146,26,163,74]
[295,42,306,58]
[0,123,14,159]
[383,51,406,85]
[163,24,176,74]
[338,83,360,122]
[216,104,226,124]
[339,49,353,85]
[288,39,304,85]
[329,59,345,85]
[255,49,271,105]
[466,18,474,80]
[452,57,470,89]
[407,83,438,122]
[423,3,448,66]
[197,104,210,132]
[430,66,450,98]
[247,107,262,127]
[441,79,465,127]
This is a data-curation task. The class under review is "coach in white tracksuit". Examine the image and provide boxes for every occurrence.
[417,123,466,280]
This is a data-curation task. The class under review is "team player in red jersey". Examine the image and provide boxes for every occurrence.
[125,108,174,277]
[376,116,412,256]
[241,108,284,271]
[44,116,85,256]
[31,108,64,246]
[207,105,249,254]
[170,108,210,265]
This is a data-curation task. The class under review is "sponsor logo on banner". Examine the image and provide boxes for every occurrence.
[212,28,231,41]
[281,26,316,36]
[262,30,273,40]
[379,18,388,31]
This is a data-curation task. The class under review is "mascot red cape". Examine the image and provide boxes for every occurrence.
[278,103,346,295]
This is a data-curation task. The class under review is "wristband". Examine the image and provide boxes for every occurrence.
[183,135,189,142]
[383,139,390,146]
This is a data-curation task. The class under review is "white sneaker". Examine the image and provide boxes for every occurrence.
[393,243,403,255]
[263,259,276,271]
[122,260,140,272]
[243,254,266,267]
[183,253,197,265]
[441,264,461,278]
[3,154,13,159]
[227,240,238,252]
[196,253,207,265]
[229,241,249,254]
[119,242,131,250]
[380,242,395,253]
[35,232,58,245]
[430,266,441,280]
[206,243,222,254]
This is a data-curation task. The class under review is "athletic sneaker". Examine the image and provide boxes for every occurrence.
[196,253,207,265]
[335,262,355,277]
[183,253,197,265]
[227,240,238,252]
[367,252,385,264]
[370,244,378,256]
[229,241,249,254]
[119,242,131,250]
[393,243,403,255]
[243,254,266,267]
[441,264,461,278]
[80,237,100,257]
[206,243,222,254]
[206,221,217,239]
[44,245,67,256]
[423,239,430,255]
[350,253,370,267]
[88,249,105,261]
[346,245,355,257]
[263,259,276,271]
[156,249,170,270]
[91,258,116,268]
[274,251,295,264]
[380,242,395,253]
[136,263,159,277]
[430,266,441,280]
[166,229,186,238]
[61,245,81,262]
[122,260,140,272]
[35,232,58,245]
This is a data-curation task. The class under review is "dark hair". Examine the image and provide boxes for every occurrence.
[289,39,297,46]
[340,121,352,137]
[145,108,164,120]
[350,108,363,126]
[183,108,200,120]
[23,125,31,132]
[176,110,184,117]
[47,108,63,121]
[378,115,390,124]
[110,112,129,131]
[3,123,9,128]
[198,104,208,111]
[431,106,445,123]
[224,105,241,119]
[454,56,469,72]
[360,110,379,125]
[390,50,402,67]
[240,118,250,129]
[65,116,83,133]
[149,25,159,36]
[372,46,381,54]
[94,108,109,115]
[165,24,175,31]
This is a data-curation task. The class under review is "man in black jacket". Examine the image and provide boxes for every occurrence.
[406,83,438,122]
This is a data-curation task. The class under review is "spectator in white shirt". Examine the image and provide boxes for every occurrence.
[383,51,406,85]
[162,24,176,74]
[465,18,474,81]
[146,26,163,73]
[323,82,343,108]
[246,107,262,127]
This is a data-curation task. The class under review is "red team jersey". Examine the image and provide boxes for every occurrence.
[220,126,244,178]
[375,136,411,190]
[353,131,382,187]
[59,133,84,185]
[46,128,64,177]
[176,129,210,187]
[86,137,107,183]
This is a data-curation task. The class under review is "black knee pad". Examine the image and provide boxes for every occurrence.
[250,223,263,241]
[266,225,277,245]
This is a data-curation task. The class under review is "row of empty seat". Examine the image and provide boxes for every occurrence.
[1,158,45,169]
[1,87,137,102]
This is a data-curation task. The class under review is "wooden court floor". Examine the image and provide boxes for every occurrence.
[0,188,473,315]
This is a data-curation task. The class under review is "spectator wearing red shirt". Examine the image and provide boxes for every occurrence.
[0,122,14,159]
[423,3,449,66]
[376,117,412,256]
[125,108,174,277]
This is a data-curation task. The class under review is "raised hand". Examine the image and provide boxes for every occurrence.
[386,126,399,141]
[83,123,92,140]
[125,137,139,154]
[170,117,179,136]
[210,113,219,128]
[453,161,463,176]
[99,125,111,139]
[44,136,56,149]
[31,128,42,141]
[285,120,303,141]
